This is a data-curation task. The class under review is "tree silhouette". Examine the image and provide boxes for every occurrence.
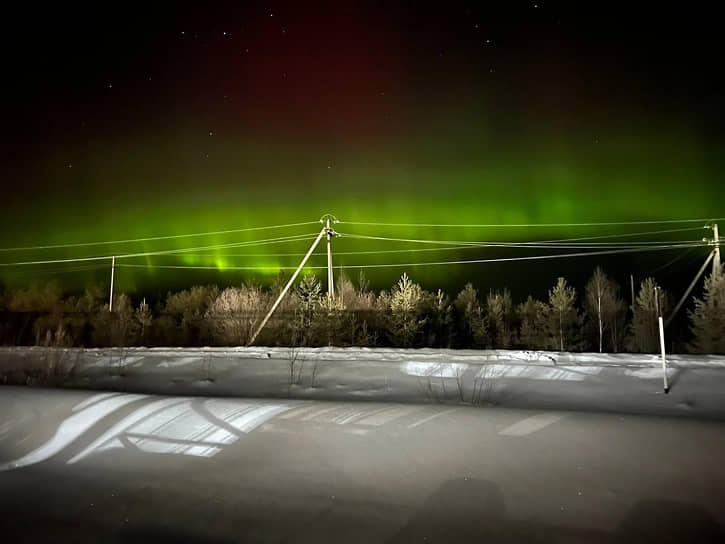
[630,278,669,353]
[689,262,725,354]
[546,277,580,351]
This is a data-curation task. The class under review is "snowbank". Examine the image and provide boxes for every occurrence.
[1,346,725,419]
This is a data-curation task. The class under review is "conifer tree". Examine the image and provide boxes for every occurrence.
[546,277,580,351]
[388,273,426,347]
[630,277,669,353]
[109,294,137,347]
[486,289,514,348]
[135,298,153,343]
[689,262,725,354]
[425,289,454,347]
[516,296,547,349]
[293,274,322,345]
[454,283,487,348]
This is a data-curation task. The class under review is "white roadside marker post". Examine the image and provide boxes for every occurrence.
[658,315,668,394]
[109,255,116,312]
[655,286,669,394]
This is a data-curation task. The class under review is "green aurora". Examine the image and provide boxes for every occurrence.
[1,120,719,297]
[1,3,722,298]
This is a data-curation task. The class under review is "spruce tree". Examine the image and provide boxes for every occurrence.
[546,277,579,352]
[454,283,487,348]
[388,273,426,347]
[630,277,669,353]
[486,289,514,348]
[293,274,322,345]
[425,289,454,347]
[516,296,547,349]
[689,262,725,354]
[135,298,153,343]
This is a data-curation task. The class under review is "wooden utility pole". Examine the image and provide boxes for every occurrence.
[109,256,116,312]
[665,223,720,328]
[326,217,335,299]
[713,223,720,276]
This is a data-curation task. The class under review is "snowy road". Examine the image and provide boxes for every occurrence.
[0,387,724,542]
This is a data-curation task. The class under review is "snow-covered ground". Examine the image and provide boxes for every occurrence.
[2,346,725,418]
[1,387,724,542]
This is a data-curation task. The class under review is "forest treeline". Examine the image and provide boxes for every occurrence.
[0,263,723,353]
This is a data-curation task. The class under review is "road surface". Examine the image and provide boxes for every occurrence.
[0,386,724,542]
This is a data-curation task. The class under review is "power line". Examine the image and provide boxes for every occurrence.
[649,245,698,274]
[145,240,704,263]
[120,234,317,259]
[0,263,110,279]
[129,245,479,259]
[118,263,308,271]
[1,226,716,269]
[338,217,724,228]
[329,243,709,269]
[532,226,706,244]
[153,226,708,258]
[115,243,708,272]
[0,221,320,252]
[336,232,705,249]
[0,233,318,267]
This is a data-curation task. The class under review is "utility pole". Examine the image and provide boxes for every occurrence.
[713,223,720,276]
[326,217,335,299]
[109,256,116,312]
[630,274,635,309]
[664,222,720,328]
[248,224,328,346]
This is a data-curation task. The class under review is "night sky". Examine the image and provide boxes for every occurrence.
[1,2,723,296]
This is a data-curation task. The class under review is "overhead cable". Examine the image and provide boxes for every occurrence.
[0,221,319,252]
